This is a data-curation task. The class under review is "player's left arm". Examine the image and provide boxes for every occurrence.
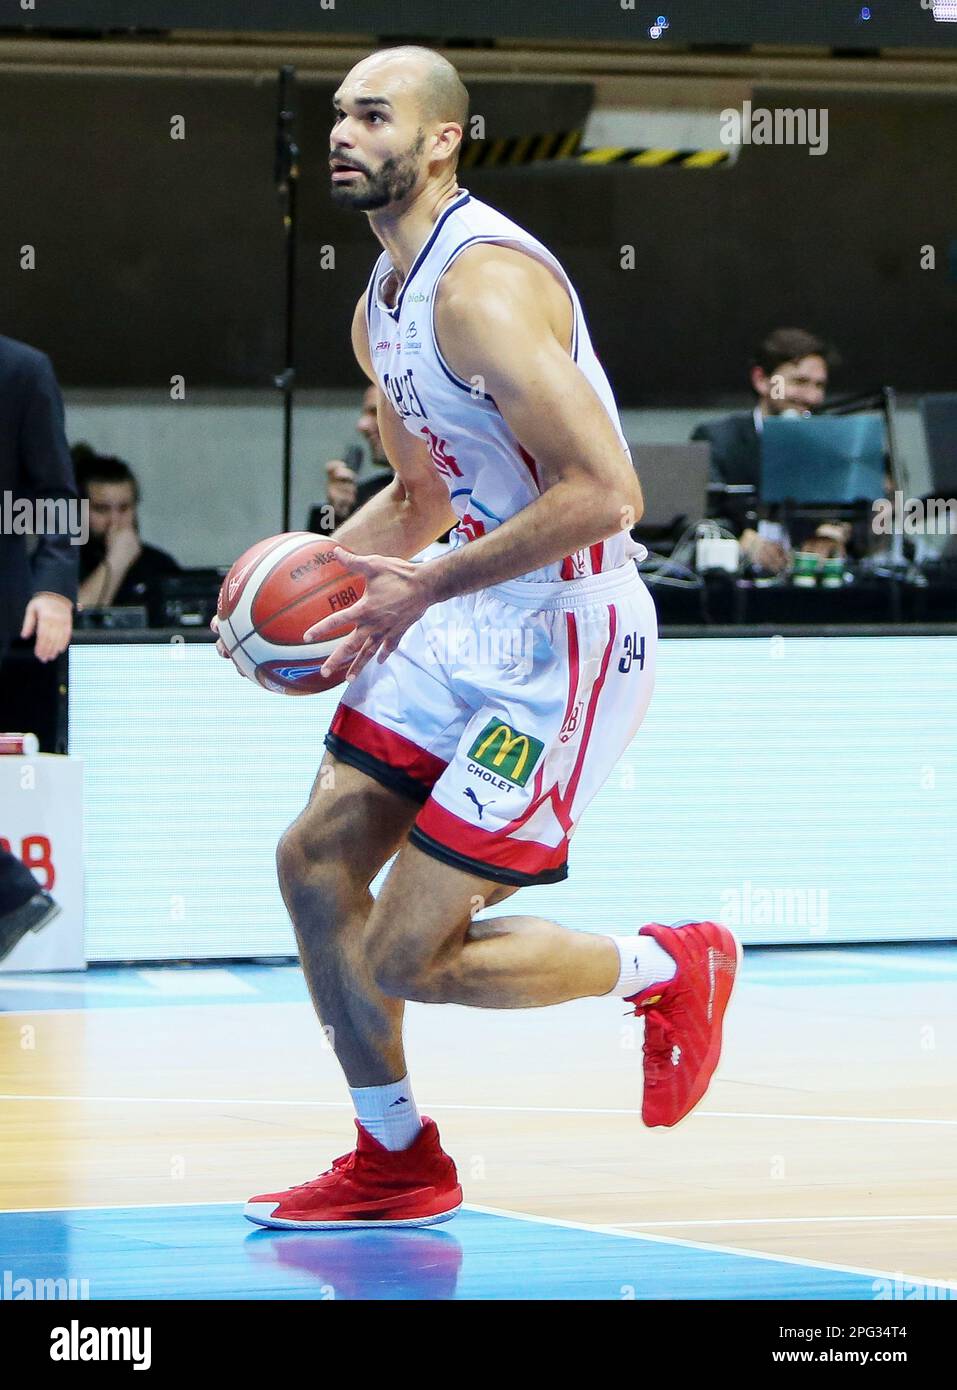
[421,245,643,602]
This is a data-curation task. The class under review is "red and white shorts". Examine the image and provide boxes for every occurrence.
[324,562,657,886]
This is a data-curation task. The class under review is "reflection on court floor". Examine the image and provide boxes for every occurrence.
[1,947,955,1300]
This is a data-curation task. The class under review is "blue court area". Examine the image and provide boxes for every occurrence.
[0,1202,935,1300]
[2,944,955,1299]
[0,963,307,1013]
[2,944,956,1014]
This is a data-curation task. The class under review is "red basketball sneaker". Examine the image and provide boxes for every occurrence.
[243,1116,463,1229]
[626,920,742,1129]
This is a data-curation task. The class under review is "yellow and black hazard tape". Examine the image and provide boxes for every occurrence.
[459,130,584,167]
[578,146,730,168]
[460,131,730,169]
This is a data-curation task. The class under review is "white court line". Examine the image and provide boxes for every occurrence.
[0,1093,955,1126]
[1,1194,952,1294]
[838,952,957,975]
[0,1093,358,1108]
[698,1109,957,1126]
[135,969,258,997]
[0,999,292,1018]
[0,972,263,999]
[464,1203,957,1292]
[0,980,158,997]
[616,1214,957,1228]
[745,954,957,982]
[1,1199,241,1215]
[747,970,879,981]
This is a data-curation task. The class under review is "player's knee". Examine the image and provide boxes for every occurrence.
[370,933,451,1003]
[369,934,418,998]
[276,822,348,927]
[275,821,312,896]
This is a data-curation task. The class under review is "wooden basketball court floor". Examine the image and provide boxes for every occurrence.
[1,944,955,1300]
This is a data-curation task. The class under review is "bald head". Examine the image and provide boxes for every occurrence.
[351,45,468,146]
[390,46,469,129]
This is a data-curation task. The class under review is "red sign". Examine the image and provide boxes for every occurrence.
[0,835,55,891]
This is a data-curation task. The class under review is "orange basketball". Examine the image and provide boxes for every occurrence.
[216,533,364,695]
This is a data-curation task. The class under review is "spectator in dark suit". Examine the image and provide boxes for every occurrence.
[692,327,839,571]
[73,447,180,609]
[353,382,395,509]
[312,387,451,556]
[0,334,77,958]
[323,458,359,531]
[313,385,395,534]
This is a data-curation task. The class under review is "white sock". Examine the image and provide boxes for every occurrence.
[607,934,677,998]
[348,1074,423,1152]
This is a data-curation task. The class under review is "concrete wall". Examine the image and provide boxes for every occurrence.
[5,70,955,401]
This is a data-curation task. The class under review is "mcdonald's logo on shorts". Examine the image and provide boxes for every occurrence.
[467,719,544,787]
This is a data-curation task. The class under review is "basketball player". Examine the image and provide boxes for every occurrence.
[216,46,741,1228]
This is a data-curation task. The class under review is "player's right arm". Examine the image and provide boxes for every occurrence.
[331,295,456,559]
[211,296,453,659]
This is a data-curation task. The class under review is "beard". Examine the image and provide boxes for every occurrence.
[330,130,426,210]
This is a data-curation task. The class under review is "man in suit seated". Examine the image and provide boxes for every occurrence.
[691,327,839,572]
[0,333,78,958]
[314,386,451,557]
[352,381,396,510]
[316,383,396,535]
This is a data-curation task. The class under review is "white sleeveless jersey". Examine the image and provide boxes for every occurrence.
[364,189,646,583]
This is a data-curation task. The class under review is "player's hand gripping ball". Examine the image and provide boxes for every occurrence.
[215,533,365,694]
